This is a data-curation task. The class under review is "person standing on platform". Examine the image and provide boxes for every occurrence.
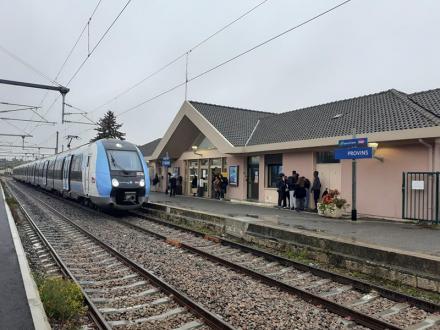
[287,171,298,210]
[294,177,307,212]
[198,176,205,197]
[191,175,198,196]
[304,176,311,210]
[214,176,222,199]
[169,174,177,197]
[220,174,228,199]
[177,175,183,195]
[311,170,321,211]
[165,172,171,194]
[276,174,287,208]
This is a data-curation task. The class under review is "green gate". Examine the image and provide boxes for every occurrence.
[402,172,439,224]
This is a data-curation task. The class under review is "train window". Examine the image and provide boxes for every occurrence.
[70,155,83,182]
[107,150,142,172]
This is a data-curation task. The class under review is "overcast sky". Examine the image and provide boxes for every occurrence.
[1,0,439,156]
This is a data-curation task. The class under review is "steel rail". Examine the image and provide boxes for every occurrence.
[121,216,401,330]
[135,208,440,314]
[10,179,439,329]
[7,182,234,330]
[5,183,110,330]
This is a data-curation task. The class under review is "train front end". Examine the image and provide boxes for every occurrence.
[93,139,149,210]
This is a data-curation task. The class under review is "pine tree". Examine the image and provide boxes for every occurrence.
[90,110,126,142]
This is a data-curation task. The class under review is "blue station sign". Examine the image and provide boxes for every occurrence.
[335,147,373,160]
[162,155,171,167]
[338,137,368,147]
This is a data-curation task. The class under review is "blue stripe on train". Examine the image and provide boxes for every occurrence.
[96,141,111,197]
[136,148,150,196]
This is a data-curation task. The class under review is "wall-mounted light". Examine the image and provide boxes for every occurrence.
[192,145,202,156]
[368,142,383,162]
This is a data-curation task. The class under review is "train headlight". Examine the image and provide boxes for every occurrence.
[139,179,145,187]
[111,178,119,187]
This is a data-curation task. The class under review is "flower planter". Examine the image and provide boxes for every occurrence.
[317,203,324,216]
[327,206,344,218]
[317,203,344,218]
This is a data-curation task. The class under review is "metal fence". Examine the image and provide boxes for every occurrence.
[402,172,439,224]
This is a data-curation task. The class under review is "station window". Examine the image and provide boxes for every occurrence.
[316,151,340,164]
[265,154,283,188]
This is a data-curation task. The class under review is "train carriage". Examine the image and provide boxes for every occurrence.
[12,139,149,210]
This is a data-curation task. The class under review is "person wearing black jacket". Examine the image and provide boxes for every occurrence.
[287,171,298,210]
[294,177,307,212]
[276,174,287,208]
[169,175,177,197]
[191,175,198,196]
[304,177,311,209]
[311,170,321,210]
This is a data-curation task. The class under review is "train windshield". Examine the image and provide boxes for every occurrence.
[107,150,143,172]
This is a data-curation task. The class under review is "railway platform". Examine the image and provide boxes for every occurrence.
[0,183,50,329]
[148,192,440,292]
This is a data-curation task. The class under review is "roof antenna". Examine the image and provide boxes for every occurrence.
[66,135,79,149]
[185,51,191,101]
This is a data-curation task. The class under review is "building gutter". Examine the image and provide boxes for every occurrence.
[418,138,434,172]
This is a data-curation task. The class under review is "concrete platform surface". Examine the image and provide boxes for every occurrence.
[149,192,440,257]
[0,184,35,329]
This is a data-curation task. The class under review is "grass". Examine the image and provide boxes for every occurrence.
[36,276,87,329]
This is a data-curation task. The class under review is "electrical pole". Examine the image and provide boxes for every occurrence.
[185,51,190,101]
[0,78,69,123]
[351,128,357,221]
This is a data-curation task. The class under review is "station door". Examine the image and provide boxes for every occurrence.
[402,172,439,224]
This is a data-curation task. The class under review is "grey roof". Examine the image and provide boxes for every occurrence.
[189,101,274,146]
[409,88,440,117]
[138,138,161,157]
[247,89,440,146]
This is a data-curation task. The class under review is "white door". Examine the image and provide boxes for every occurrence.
[85,155,91,195]
[316,163,342,192]
[63,155,73,191]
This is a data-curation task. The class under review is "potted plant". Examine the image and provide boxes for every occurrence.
[317,189,348,218]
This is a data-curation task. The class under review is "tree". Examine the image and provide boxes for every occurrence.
[90,110,126,142]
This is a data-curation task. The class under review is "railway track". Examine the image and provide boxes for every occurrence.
[6,181,231,330]
[124,209,440,330]
[7,179,440,329]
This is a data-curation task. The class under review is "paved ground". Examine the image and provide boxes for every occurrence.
[0,186,34,329]
[150,192,440,257]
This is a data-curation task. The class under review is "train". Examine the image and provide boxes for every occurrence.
[12,139,150,210]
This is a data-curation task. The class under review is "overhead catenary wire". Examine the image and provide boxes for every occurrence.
[17,0,103,147]
[116,0,352,117]
[31,0,131,141]
[90,0,270,114]
[34,0,104,121]
[0,45,62,87]
[65,0,133,87]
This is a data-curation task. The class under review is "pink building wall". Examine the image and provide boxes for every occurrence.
[152,140,438,220]
[341,144,431,219]
[226,155,246,200]
[283,151,315,181]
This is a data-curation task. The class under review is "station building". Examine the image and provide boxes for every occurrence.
[139,88,440,220]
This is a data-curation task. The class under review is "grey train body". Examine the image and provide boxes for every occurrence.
[12,139,150,210]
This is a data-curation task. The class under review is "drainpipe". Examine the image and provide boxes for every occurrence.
[418,139,434,172]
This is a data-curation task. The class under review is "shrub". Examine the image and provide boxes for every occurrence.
[38,277,86,328]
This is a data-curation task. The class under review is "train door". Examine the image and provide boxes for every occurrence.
[84,155,91,195]
[62,155,73,191]
[44,161,49,186]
